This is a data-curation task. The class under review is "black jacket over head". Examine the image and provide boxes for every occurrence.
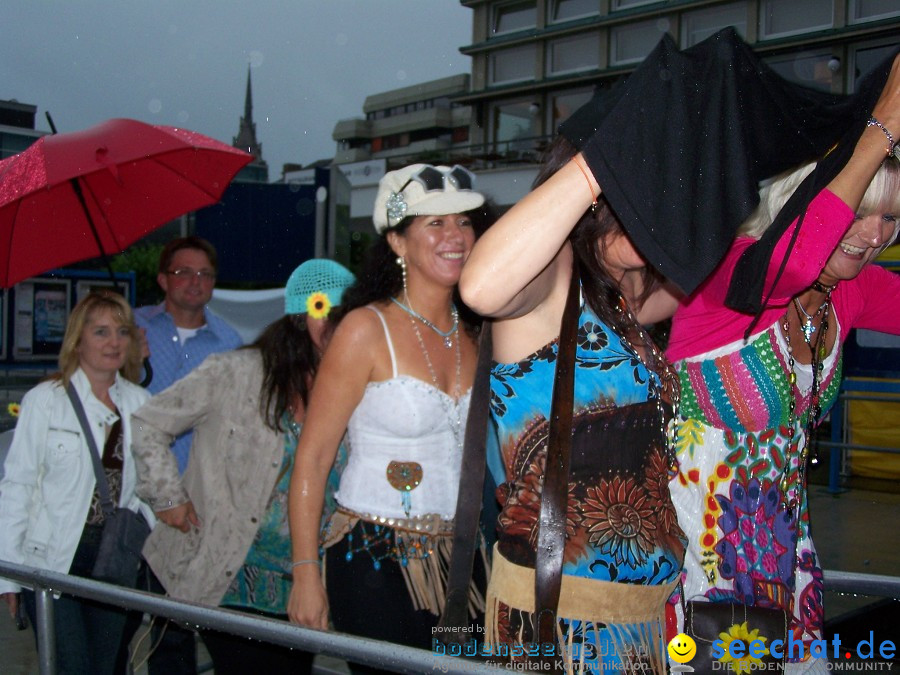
[560,28,897,315]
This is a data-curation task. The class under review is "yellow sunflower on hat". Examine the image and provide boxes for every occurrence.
[7,402,21,418]
[307,292,331,319]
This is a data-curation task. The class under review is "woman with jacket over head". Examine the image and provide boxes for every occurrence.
[287,164,492,674]
[459,137,685,675]
[667,56,900,673]
[0,291,151,675]
[130,259,354,675]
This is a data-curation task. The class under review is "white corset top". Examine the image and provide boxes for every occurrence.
[335,307,470,520]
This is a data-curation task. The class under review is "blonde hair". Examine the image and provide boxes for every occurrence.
[738,157,900,239]
[55,291,142,386]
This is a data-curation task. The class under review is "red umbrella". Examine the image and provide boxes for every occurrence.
[0,118,253,288]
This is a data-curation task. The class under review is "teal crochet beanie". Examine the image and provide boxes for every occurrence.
[284,259,355,317]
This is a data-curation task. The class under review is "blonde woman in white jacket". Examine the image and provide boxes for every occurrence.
[0,291,150,675]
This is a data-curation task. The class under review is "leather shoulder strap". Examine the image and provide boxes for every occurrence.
[535,260,580,650]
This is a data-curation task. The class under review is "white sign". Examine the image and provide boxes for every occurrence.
[337,159,386,188]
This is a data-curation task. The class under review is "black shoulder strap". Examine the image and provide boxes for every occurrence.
[66,382,116,517]
[438,322,493,641]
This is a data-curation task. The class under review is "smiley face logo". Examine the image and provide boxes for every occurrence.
[668,633,697,664]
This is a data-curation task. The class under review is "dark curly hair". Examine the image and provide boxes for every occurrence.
[533,136,664,338]
[247,314,322,432]
[334,201,497,336]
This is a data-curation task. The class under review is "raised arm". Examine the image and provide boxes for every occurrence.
[287,309,376,629]
[460,155,599,319]
[828,53,900,211]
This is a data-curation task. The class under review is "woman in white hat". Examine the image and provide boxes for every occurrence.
[287,165,492,669]
[131,259,354,675]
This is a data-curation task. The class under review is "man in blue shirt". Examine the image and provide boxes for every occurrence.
[135,236,242,474]
[127,236,241,675]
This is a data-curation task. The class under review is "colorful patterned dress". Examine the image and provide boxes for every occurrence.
[671,321,842,660]
[488,296,685,674]
[666,190,900,671]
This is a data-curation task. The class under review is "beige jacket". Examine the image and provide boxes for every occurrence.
[131,349,285,606]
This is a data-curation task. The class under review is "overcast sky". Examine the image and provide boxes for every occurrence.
[2,1,473,177]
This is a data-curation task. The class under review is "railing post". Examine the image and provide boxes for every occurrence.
[35,586,56,675]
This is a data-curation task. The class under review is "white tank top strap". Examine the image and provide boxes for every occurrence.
[364,305,398,379]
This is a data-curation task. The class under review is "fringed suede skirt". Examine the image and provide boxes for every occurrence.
[486,546,676,675]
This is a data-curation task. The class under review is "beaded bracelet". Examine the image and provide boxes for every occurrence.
[290,559,321,568]
[867,116,896,156]
[572,155,599,213]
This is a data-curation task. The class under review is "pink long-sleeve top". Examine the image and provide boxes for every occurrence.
[667,189,900,362]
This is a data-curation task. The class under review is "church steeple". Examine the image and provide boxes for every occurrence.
[233,65,266,166]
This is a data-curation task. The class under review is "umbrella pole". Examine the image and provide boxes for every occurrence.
[46,113,119,284]
[68,176,155,386]
[69,177,118,284]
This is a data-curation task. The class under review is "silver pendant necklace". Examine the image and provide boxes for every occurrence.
[391,294,458,348]
[793,297,828,343]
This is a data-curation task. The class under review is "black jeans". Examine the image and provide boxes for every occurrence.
[201,606,312,675]
[116,563,198,675]
[22,524,129,675]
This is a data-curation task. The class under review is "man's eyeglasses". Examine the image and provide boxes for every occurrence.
[167,268,216,281]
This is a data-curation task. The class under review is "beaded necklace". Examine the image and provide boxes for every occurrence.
[777,289,832,511]
[405,308,462,403]
[615,295,681,468]
[391,294,459,348]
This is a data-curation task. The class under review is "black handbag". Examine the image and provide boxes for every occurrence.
[67,384,150,587]
[684,599,788,674]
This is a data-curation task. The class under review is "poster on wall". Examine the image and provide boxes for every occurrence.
[75,279,129,304]
[13,279,71,360]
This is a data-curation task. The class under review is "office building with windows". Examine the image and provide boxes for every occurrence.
[460,0,899,165]
[331,0,898,232]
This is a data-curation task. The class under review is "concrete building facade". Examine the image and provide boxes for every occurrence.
[331,0,899,229]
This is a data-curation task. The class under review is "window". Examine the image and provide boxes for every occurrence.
[549,88,594,132]
[489,44,537,84]
[549,0,597,23]
[491,98,541,154]
[853,43,899,90]
[612,0,658,9]
[682,2,748,47]
[849,0,900,24]
[452,126,470,144]
[492,1,537,36]
[381,133,409,150]
[759,0,833,39]
[610,18,669,65]
[765,50,836,92]
[547,33,600,75]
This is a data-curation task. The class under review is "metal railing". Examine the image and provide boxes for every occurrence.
[827,383,900,492]
[0,560,504,675]
[3,559,900,675]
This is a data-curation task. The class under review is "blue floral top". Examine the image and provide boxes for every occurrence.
[490,300,685,585]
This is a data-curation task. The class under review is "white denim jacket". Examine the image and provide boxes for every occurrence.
[0,368,152,594]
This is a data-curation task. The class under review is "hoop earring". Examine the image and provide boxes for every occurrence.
[396,256,407,293]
